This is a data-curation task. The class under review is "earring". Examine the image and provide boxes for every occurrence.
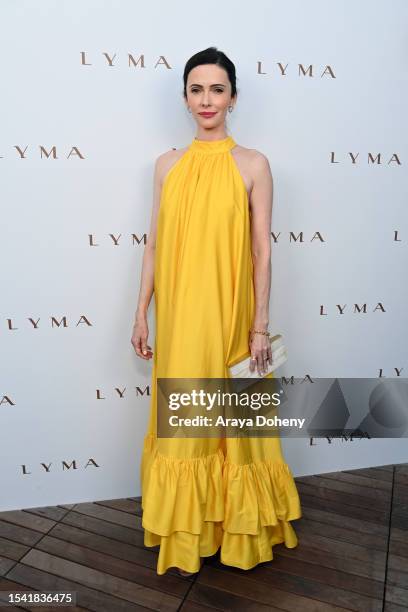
[228,105,233,113]
[187,107,192,113]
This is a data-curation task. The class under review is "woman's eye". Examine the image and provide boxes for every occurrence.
[190,88,224,94]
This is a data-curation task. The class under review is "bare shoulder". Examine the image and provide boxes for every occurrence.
[155,146,189,185]
[232,144,272,176]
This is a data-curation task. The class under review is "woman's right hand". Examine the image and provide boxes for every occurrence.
[131,316,153,360]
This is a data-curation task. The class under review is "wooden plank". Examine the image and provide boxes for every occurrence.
[299,491,389,524]
[394,473,408,487]
[61,511,145,547]
[389,538,408,559]
[384,585,408,608]
[275,545,386,582]
[0,538,29,564]
[0,512,55,535]
[0,556,16,577]
[296,481,390,513]
[390,528,408,544]
[208,549,383,599]
[45,522,164,573]
[23,506,69,522]
[342,468,394,482]
[299,506,388,538]
[72,503,142,530]
[34,533,191,597]
[179,600,225,612]
[302,471,392,492]
[0,522,43,548]
[384,603,408,611]
[188,581,283,610]
[6,551,175,612]
[195,565,355,611]
[94,499,142,515]
[289,531,386,571]
[295,517,388,551]
[299,475,392,502]
[389,513,408,531]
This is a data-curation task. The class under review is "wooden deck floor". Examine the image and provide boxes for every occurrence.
[1,463,407,611]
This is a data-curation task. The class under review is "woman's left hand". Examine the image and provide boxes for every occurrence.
[249,332,272,376]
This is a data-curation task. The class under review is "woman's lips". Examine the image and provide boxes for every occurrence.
[199,112,217,117]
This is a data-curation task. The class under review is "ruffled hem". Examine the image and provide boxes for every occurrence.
[140,432,302,574]
[140,433,225,536]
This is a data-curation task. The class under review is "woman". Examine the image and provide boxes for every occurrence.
[131,47,302,577]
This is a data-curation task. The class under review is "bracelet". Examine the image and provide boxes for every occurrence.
[249,328,270,336]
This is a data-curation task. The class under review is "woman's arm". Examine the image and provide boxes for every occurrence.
[248,151,273,374]
[131,154,165,360]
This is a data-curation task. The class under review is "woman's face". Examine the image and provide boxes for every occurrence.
[185,64,235,131]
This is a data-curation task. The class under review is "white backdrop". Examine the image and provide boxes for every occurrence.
[1,0,407,511]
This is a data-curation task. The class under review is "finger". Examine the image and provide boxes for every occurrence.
[261,351,267,374]
[135,339,145,358]
[136,338,150,359]
[262,349,269,372]
[256,353,264,376]
[249,356,257,373]
[141,337,148,356]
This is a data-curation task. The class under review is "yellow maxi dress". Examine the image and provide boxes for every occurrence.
[140,134,302,575]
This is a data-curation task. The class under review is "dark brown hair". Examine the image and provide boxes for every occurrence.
[183,46,237,99]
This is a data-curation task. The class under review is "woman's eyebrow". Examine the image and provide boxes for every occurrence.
[189,83,226,87]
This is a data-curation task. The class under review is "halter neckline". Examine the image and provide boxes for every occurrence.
[189,134,237,154]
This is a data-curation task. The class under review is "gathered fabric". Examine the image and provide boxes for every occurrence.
[140,135,302,575]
